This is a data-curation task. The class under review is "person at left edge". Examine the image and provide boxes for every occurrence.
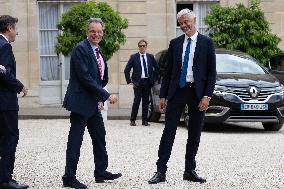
[124,39,159,126]
[0,15,29,189]
[62,18,121,189]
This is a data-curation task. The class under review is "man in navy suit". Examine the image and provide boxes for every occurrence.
[0,15,28,189]
[148,9,216,184]
[124,39,159,126]
[62,18,121,189]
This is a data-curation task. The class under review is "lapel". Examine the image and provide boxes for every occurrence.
[177,35,185,69]
[145,53,151,71]
[135,53,142,72]
[0,35,16,66]
[84,39,100,77]
[193,34,202,66]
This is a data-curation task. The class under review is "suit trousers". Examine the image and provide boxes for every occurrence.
[64,112,108,178]
[130,78,151,122]
[156,86,205,174]
[0,111,19,183]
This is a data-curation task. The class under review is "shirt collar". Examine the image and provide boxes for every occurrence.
[139,52,146,56]
[185,31,198,42]
[0,34,9,43]
[87,38,99,50]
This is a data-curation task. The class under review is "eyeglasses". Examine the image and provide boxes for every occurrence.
[139,45,146,48]
[88,30,103,34]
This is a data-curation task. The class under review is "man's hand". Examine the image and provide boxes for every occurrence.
[21,86,28,97]
[0,65,6,73]
[108,94,118,104]
[198,97,210,111]
[159,98,166,113]
[98,102,104,112]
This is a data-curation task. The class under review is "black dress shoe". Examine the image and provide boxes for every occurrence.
[142,121,150,126]
[95,171,122,183]
[62,176,87,189]
[148,172,166,184]
[183,170,206,183]
[130,121,136,126]
[0,179,29,189]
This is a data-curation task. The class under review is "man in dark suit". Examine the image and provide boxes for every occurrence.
[124,39,159,126]
[62,18,121,189]
[0,15,29,189]
[148,9,216,184]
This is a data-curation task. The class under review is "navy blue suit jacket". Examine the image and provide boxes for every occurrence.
[124,52,159,87]
[160,33,216,100]
[0,35,23,111]
[63,39,110,117]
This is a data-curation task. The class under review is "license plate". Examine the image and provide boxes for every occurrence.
[241,104,268,110]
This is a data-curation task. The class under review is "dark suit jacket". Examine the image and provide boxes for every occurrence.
[0,35,23,111]
[124,52,159,87]
[63,39,110,117]
[160,33,216,100]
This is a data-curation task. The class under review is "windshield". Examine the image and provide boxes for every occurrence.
[216,54,266,74]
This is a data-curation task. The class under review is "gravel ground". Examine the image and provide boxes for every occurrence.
[10,120,284,189]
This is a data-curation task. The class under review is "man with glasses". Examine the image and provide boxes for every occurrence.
[62,18,121,188]
[124,39,159,126]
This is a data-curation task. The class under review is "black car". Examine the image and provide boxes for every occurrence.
[148,49,284,131]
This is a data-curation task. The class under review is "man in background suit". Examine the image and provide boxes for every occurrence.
[124,39,159,126]
[148,9,216,184]
[62,18,121,189]
[0,15,28,189]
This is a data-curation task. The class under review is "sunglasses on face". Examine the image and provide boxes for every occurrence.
[139,45,146,48]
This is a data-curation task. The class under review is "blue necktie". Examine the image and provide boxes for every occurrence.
[142,55,149,77]
[179,38,191,88]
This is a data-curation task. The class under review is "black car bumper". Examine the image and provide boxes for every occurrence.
[205,93,284,123]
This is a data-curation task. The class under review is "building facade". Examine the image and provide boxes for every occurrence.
[0,0,283,109]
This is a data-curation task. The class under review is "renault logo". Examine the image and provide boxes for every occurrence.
[249,86,259,98]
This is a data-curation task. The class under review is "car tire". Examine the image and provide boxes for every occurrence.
[147,95,161,122]
[262,122,283,131]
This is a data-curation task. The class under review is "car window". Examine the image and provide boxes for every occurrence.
[270,54,284,71]
[216,54,265,74]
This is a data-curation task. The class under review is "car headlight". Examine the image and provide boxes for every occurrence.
[213,85,228,96]
[275,85,284,94]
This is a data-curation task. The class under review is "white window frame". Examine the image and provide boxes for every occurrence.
[176,1,219,37]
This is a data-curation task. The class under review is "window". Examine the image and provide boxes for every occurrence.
[176,1,219,37]
[38,1,85,81]
[270,54,284,71]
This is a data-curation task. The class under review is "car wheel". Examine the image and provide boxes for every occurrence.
[262,122,283,131]
[183,105,189,128]
[147,95,161,122]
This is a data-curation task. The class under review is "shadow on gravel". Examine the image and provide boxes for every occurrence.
[151,120,282,134]
[202,122,274,134]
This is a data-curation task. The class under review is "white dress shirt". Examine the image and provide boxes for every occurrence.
[182,31,198,82]
[88,40,105,79]
[139,52,148,78]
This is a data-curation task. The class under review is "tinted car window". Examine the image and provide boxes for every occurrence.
[270,54,284,71]
[216,54,265,74]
